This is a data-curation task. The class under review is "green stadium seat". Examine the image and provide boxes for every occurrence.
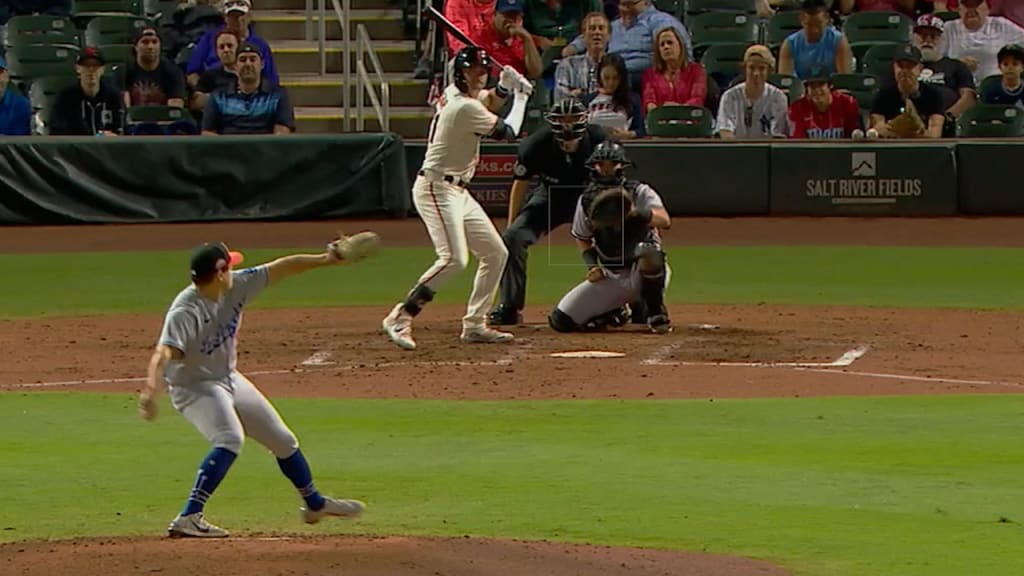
[645,105,713,138]
[5,44,79,82]
[72,0,144,27]
[688,12,760,59]
[701,42,752,89]
[769,73,803,104]
[829,73,880,109]
[3,16,80,49]
[540,45,563,76]
[842,11,912,61]
[85,15,152,47]
[860,42,906,78]
[957,104,1024,137]
[978,74,1002,98]
[28,75,79,111]
[765,10,802,51]
[126,105,189,122]
[685,0,758,16]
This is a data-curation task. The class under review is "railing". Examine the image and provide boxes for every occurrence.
[355,23,391,131]
[304,0,352,131]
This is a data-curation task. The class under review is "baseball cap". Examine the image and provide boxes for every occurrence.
[998,43,1024,62]
[803,65,831,84]
[190,242,244,281]
[237,42,261,57]
[893,44,922,64]
[800,0,829,12]
[224,0,251,14]
[495,0,523,14]
[134,25,160,44]
[914,14,945,33]
[77,46,105,65]
[744,44,776,67]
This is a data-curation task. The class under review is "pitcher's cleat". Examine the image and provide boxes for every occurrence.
[167,512,230,538]
[301,497,366,524]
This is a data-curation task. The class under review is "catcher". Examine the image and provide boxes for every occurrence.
[868,44,945,139]
[547,141,673,334]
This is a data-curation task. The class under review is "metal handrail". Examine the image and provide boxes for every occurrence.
[305,0,352,131]
[355,23,391,132]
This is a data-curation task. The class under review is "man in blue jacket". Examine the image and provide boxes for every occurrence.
[185,0,277,88]
[0,56,31,135]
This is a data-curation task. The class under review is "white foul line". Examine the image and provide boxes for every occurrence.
[643,345,870,368]
[796,367,1024,389]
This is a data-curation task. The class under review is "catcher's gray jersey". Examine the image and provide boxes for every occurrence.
[569,182,665,246]
[158,265,269,390]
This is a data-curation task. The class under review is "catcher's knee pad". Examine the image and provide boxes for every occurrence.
[402,283,435,316]
[548,308,579,333]
[636,244,666,278]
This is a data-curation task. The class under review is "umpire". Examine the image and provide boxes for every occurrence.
[488,98,607,326]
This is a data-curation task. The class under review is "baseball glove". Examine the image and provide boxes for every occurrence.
[888,98,926,138]
[587,187,634,229]
[328,231,380,263]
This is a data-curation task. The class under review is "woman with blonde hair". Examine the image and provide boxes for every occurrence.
[641,26,707,114]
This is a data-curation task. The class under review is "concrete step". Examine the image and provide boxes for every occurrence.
[281,72,429,107]
[258,0,404,10]
[271,40,418,74]
[253,9,409,41]
[295,105,432,137]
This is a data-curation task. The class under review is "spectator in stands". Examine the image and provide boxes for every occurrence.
[585,53,644,138]
[562,0,691,93]
[778,0,853,80]
[913,14,976,134]
[444,0,495,53]
[525,0,602,51]
[202,43,294,135]
[554,12,609,102]
[191,30,239,115]
[641,27,706,113]
[451,0,543,78]
[788,67,863,138]
[979,43,1024,105]
[869,44,945,137]
[837,0,915,15]
[945,0,1024,84]
[49,47,124,136]
[930,1,1024,28]
[717,45,789,139]
[0,0,71,26]
[186,0,278,88]
[122,27,187,108]
[0,56,31,135]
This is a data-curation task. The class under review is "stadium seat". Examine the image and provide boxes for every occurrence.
[860,42,906,78]
[540,45,562,76]
[769,73,803,103]
[28,75,78,112]
[685,0,758,16]
[126,105,198,135]
[85,15,152,47]
[688,12,760,60]
[829,73,879,109]
[72,0,144,27]
[957,104,1024,137]
[3,16,80,49]
[978,74,1002,97]
[5,44,79,82]
[701,42,752,90]
[645,104,713,138]
[842,11,912,61]
[765,10,802,51]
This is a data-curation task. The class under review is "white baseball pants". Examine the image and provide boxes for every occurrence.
[412,175,509,330]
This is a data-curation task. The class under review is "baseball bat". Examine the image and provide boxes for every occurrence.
[422,5,505,69]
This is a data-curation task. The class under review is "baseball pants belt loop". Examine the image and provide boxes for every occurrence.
[418,170,469,188]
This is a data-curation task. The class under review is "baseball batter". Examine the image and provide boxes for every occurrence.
[547,141,673,334]
[383,45,533,350]
[138,237,376,538]
[487,98,609,326]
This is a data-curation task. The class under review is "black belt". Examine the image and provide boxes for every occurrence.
[419,170,468,188]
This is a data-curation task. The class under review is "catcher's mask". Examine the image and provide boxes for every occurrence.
[586,140,632,186]
[545,98,588,149]
[452,46,492,93]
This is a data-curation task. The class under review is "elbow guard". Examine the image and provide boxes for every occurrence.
[490,118,517,141]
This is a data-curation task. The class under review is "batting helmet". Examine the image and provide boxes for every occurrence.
[452,46,492,93]
[545,98,588,143]
[586,140,632,186]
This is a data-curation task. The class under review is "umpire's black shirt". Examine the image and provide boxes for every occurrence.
[511,123,607,214]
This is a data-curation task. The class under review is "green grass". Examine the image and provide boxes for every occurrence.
[1,393,1023,576]
[3,245,1024,317]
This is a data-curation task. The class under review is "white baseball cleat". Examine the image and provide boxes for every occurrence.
[382,303,416,350]
[301,497,366,524]
[167,512,230,538]
[460,326,515,343]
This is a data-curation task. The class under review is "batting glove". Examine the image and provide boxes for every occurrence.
[498,65,519,94]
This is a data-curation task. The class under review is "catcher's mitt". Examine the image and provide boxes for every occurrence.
[584,185,653,267]
[587,186,634,230]
[328,231,380,262]
[888,98,926,138]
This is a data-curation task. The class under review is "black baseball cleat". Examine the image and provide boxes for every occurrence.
[609,306,631,328]
[487,305,523,326]
[646,313,672,334]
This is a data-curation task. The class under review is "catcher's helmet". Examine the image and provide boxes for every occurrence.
[545,98,588,142]
[586,140,632,186]
[452,46,492,93]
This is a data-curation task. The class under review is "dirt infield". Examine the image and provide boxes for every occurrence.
[1,217,1021,575]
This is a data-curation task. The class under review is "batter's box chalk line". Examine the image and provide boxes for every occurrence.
[642,344,870,368]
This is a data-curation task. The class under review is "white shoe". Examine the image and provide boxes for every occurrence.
[382,303,416,350]
[301,496,365,524]
[460,326,514,343]
[167,512,229,538]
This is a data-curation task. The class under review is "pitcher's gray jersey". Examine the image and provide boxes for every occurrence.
[570,183,665,247]
[158,266,269,389]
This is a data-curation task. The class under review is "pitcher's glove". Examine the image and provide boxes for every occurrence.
[328,231,380,263]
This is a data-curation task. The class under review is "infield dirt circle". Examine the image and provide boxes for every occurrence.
[1,217,1022,576]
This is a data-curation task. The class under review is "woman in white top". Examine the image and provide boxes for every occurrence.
[585,53,645,139]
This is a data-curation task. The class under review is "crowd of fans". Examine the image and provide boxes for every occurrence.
[433,0,1024,138]
[0,0,293,136]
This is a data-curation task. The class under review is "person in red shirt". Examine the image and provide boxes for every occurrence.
[788,68,864,138]
[838,0,915,15]
[641,26,707,113]
[444,0,496,54]
[460,0,543,78]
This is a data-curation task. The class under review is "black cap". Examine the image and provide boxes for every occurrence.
[800,0,829,11]
[804,65,831,84]
[998,43,1024,63]
[190,242,244,281]
[893,44,922,64]
[237,42,261,57]
[77,46,105,65]
[134,25,159,44]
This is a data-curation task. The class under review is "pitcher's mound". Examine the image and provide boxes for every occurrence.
[1,534,788,576]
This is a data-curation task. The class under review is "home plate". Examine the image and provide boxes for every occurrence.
[550,350,626,358]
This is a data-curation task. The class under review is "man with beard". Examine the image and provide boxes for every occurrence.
[191,30,240,116]
[49,47,124,136]
[944,0,1024,85]
[201,43,294,135]
[788,67,863,139]
[979,43,1024,106]
[913,14,976,136]
[488,98,608,326]
[869,44,946,138]
[123,26,187,108]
